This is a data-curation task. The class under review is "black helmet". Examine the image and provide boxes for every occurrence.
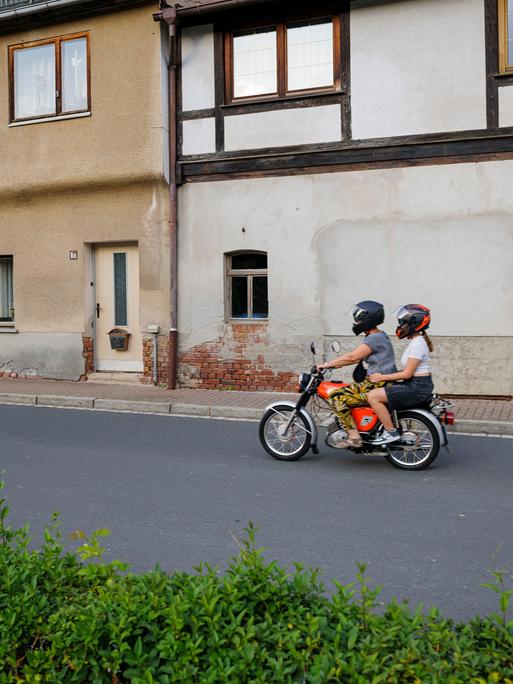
[350,300,385,336]
[395,304,431,339]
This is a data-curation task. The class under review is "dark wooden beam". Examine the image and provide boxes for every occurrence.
[485,0,499,129]
[178,130,513,180]
[213,26,225,152]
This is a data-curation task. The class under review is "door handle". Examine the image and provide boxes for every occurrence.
[96,303,102,318]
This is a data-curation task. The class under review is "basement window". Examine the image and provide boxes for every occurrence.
[226,251,268,320]
[0,256,14,322]
[9,33,90,123]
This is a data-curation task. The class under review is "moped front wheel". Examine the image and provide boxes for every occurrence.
[385,410,440,470]
[259,404,312,461]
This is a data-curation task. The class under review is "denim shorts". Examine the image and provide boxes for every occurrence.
[385,376,434,411]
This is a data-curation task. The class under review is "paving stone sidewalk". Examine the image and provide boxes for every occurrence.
[0,377,512,436]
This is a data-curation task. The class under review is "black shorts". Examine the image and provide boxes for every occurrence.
[385,376,434,411]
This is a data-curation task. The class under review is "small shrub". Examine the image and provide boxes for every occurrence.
[0,482,512,683]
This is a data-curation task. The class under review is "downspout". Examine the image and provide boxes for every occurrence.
[154,6,178,389]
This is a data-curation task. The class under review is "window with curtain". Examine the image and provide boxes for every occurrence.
[226,252,268,320]
[9,33,89,122]
[0,257,14,322]
[226,15,340,102]
[499,0,513,73]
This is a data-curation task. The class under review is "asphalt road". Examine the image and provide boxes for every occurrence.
[1,404,512,621]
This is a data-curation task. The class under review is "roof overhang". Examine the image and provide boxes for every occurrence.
[0,0,154,35]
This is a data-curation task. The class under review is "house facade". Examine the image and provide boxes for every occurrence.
[170,0,513,396]
[1,0,512,396]
[0,0,172,383]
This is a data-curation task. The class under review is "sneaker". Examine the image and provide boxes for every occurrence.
[371,429,401,446]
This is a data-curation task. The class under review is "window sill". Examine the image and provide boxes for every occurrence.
[228,319,269,324]
[221,90,344,110]
[8,111,91,128]
[0,323,18,333]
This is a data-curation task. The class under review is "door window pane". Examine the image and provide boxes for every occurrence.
[252,276,268,318]
[231,276,248,318]
[0,256,14,321]
[114,253,128,326]
[62,38,88,113]
[233,28,277,98]
[14,43,55,119]
[287,20,333,91]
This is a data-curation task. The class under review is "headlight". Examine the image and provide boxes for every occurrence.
[298,373,311,391]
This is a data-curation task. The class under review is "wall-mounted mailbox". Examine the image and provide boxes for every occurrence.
[108,328,131,351]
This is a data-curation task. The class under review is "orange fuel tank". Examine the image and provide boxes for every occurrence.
[317,381,350,401]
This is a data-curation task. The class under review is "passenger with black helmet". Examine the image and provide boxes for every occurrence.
[318,300,397,448]
[367,304,434,445]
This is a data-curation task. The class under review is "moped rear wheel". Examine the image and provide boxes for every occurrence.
[259,405,312,461]
[385,411,440,470]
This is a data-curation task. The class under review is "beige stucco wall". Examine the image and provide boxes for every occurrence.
[177,158,513,396]
[0,4,164,199]
[0,180,170,378]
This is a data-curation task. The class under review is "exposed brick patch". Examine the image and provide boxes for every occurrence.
[178,324,297,392]
[82,335,95,375]
[142,335,169,386]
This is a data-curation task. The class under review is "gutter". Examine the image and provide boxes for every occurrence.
[154,6,179,390]
[168,0,276,17]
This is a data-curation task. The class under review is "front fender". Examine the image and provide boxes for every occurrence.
[398,407,446,446]
[263,400,318,450]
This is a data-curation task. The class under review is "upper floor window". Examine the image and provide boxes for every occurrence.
[0,256,14,322]
[225,16,341,102]
[9,33,90,123]
[226,252,268,320]
[499,0,513,74]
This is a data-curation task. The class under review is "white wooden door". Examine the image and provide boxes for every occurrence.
[95,245,143,372]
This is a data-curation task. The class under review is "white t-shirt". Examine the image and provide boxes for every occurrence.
[401,335,431,375]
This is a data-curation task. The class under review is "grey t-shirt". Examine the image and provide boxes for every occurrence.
[364,331,397,375]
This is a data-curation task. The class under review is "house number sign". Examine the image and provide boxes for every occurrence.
[69,250,78,260]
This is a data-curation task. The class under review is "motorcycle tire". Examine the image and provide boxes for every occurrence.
[385,410,441,471]
[259,404,312,461]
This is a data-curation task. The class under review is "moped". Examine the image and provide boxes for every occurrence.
[259,343,454,470]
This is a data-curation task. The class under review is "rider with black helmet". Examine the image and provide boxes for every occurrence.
[367,304,434,445]
[318,300,397,448]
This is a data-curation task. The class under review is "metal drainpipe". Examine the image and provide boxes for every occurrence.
[155,6,178,389]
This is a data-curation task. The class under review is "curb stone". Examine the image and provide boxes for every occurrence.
[0,393,36,405]
[447,419,513,437]
[37,395,95,409]
[93,399,172,414]
[211,405,262,420]
[170,403,211,417]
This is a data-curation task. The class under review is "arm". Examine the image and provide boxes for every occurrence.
[369,357,421,383]
[318,343,372,370]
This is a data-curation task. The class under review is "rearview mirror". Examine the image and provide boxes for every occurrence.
[310,342,316,356]
[331,340,341,354]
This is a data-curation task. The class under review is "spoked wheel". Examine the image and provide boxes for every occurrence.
[385,411,440,470]
[259,404,312,461]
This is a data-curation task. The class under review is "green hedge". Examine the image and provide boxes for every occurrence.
[1,482,512,683]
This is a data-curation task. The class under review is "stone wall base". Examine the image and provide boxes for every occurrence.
[178,324,297,392]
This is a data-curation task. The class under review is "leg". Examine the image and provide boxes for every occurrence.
[368,388,394,430]
[328,385,362,444]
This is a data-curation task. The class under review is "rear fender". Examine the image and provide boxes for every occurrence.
[398,407,446,446]
[264,400,318,450]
